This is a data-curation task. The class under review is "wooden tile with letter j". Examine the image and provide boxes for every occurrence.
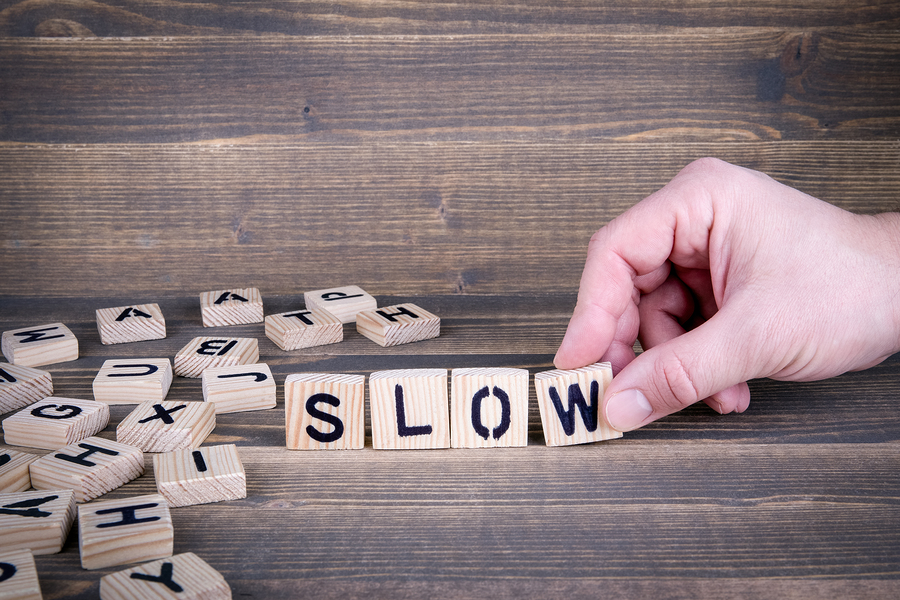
[100,552,231,600]
[201,363,276,414]
[200,288,263,327]
[173,337,259,378]
[2,397,110,450]
[78,493,173,570]
[369,369,449,450]
[153,444,246,508]
[0,489,77,555]
[0,363,53,415]
[0,549,43,600]
[284,373,365,450]
[356,303,440,347]
[117,401,216,453]
[1,323,78,368]
[92,358,173,405]
[0,449,40,494]
[450,367,529,449]
[95,303,166,345]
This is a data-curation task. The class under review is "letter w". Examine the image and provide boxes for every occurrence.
[549,381,599,436]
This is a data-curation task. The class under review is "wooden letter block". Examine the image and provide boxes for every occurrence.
[92,359,173,405]
[0,450,40,494]
[1,324,78,368]
[201,363,275,414]
[0,363,53,415]
[534,362,623,446]
[30,437,144,503]
[304,285,376,324]
[78,493,173,570]
[100,552,231,600]
[153,444,246,508]
[356,303,440,347]
[2,397,110,450]
[173,337,259,378]
[0,549,42,600]
[369,369,449,450]
[284,373,365,450]
[96,303,166,345]
[200,288,263,327]
[264,308,343,350]
[117,401,216,453]
[450,368,529,449]
[0,489,77,555]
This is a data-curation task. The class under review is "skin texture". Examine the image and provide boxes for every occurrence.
[554,157,900,432]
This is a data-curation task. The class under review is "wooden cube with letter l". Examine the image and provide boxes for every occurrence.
[369,369,450,450]
[285,373,365,450]
[0,362,53,415]
[201,363,276,414]
[356,303,440,347]
[0,489,77,555]
[78,493,173,570]
[200,288,263,327]
[1,323,78,368]
[2,397,110,450]
[450,367,529,448]
[95,303,166,345]
[92,358,173,405]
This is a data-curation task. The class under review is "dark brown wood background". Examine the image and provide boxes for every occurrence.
[1,1,899,599]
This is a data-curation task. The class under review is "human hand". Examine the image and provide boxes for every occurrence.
[554,157,900,432]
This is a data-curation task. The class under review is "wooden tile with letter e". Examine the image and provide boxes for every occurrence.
[284,373,365,450]
[173,337,259,378]
[78,493,173,570]
[1,323,78,368]
[200,288,263,327]
[96,303,166,345]
[534,362,622,446]
[117,401,216,453]
[201,363,275,414]
[304,285,376,324]
[153,444,246,508]
[2,397,110,450]
[0,549,42,600]
[93,359,173,405]
[450,368,529,449]
[356,303,440,347]
[0,363,53,415]
[0,449,40,493]
[265,307,343,350]
[369,369,449,450]
[30,437,144,503]
[0,489,77,555]
[100,552,231,600]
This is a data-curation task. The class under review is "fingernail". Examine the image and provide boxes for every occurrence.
[606,389,653,432]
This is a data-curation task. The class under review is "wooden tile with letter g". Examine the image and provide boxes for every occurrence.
[78,493,173,570]
[100,552,231,600]
[2,397,109,450]
[1,323,78,368]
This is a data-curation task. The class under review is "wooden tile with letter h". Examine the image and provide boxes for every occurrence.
[369,369,449,450]
[92,359,173,405]
[0,363,53,415]
[0,489,77,555]
[2,397,110,450]
[0,549,42,600]
[174,337,259,378]
[284,373,365,450]
[201,363,276,414]
[96,303,166,345]
[356,303,440,347]
[153,444,246,507]
[100,552,231,600]
[117,401,216,453]
[265,308,343,350]
[534,362,623,447]
[450,368,529,449]
[0,449,40,493]
[200,288,263,327]
[304,285,377,324]
[78,493,173,570]
[1,323,78,368]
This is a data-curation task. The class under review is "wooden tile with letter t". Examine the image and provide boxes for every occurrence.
[117,401,216,453]
[96,303,166,345]
[100,552,231,600]
[201,363,276,414]
[534,362,623,447]
[200,288,263,327]
[0,363,53,415]
[0,489,77,555]
[93,358,173,405]
[153,444,246,508]
[304,285,377,324]
[0,549,43,600]
[356,303,440,347]
[450,368,529,449]
[1,323,78,368]
[78,493,173,570]
[369,369,449,450]
[285,373,365,450]
[265,307,343,350]
[173,337,259,378]
[2,397,110,450]
[0,449,40,494]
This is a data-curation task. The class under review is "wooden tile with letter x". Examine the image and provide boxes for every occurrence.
[93,359,173,405]
[96,303,166,345]
[0,489,77,555]
[304,285,377,324]
[0,549,42,600]
[0,449,40,494]
[1,323,78,368]
[173,337,259,378]
[200,288,263,327]
[29,437,144,503]
[284,373,365,450]
[0,363,52,415]
[201,363,275,414]
[2,397,110,450]
[264,307,343,350]
[369,369,449,450]
[153,444,246,508]
[450,368,529,449]
[79,493,173,570]
[100,552,231,600]
[356,303,440,347]
[534,362,623,447]
[117,401,216,453]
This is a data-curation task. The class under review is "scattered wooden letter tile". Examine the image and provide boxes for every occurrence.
[304,285,377,324]
[200,288,263,327]
[96,303,166,345]
[0,449,40,494]
[153,444,246,508]
[117,401,216,453]
[1,323,78,368]
[284,373,365,450]
[0,489,77,555]
[534,362,623,446]
[78,493,173,570]
[201,363,275,414]
[264,308,343,350]
[369,369,449,450]
[355,303,440,347]
[29,437,144,503]
[2,397,110,450]
[92,359,173,405]
[99,552,231,600]
[450,368,529,449]
[0,549,42,600]
[0,363,53,415]
[173,337,259,378]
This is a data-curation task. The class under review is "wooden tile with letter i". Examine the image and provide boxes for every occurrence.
[96,303,166,345]
[284,373,365,450]
[304,285,377,324]
[0,489,77,555]
[201,363,276,414]
[173,337,259,378]
[2,397,110,450]
[356,303,440,347]
[264,307,343,350]
[369,369,449,450]
[1,323,78,368]
[0,363,53,415]
[0,449,40,494]
[117,401,216,453]
[93,359,173,405]
[0,549,42,600]
[100,552,231,600]
[200,288,263,327]
[450,368,529,449]
[153,444,246,508]
[534,362,623,447]
[78,493,173,570]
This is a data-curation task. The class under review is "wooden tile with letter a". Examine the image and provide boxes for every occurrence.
[284,373,365,450]
[450,368,529,449]
[78,493,173,570]
[92,359,173,405]
[173,337,259,378]
[201,363,276,414]
[100,552,231,600]
[0,449,40,493]
[1,323,78,368]
[369,369,449,450]
[0,363,53,415]
[117,401,216,453]
[153,444,246,507]
[96,303,166,345]
[265,307,343,350]
[200,288,263,327]
[2,397,110,450]
[534,362,622,446]
[356,303,440,347]
[304,285,376,324]
[0,489,77,555]
[0,549,43,600]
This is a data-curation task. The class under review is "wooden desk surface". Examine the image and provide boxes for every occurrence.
[2,1,899,598]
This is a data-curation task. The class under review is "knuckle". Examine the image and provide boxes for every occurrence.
[655,353,703,412]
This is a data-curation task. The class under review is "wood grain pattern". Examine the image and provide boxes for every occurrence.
[95,303,166,345]
[0,549,42,600]
[0,489,77,556]
[152,444,246,508]
[77,493,173,570]
[99,552,231,600]
[0,363,53,414]
[92,358,173,405]
[2,396,109,450]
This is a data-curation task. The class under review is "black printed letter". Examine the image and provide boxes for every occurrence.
[395,384,432,437]
[305,393,344,443]
[549,381,599,436]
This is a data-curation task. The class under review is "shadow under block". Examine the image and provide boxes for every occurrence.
[117,401,216,453]
[99,552,231,600]
[29,437,144,503]
[200,288,263,327]
[201,363,276,414]
[284,373,365,450]
[355,303,440,347]
[0,489,77,555]
[0,549,42,600]
[173,337,259,378]
[1,324,78,368]
[78,493,173,570]
[0,449,40,494]
[264,308,343,350]
[0,363,53,415]
[450,368,529,449]
[369,369,450,450]
[534,362,623,447]
[92,359,173,405]
[303,285,377,324]
[2,397,110,450]
[153,444,246,508]
[96,303,166,345]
